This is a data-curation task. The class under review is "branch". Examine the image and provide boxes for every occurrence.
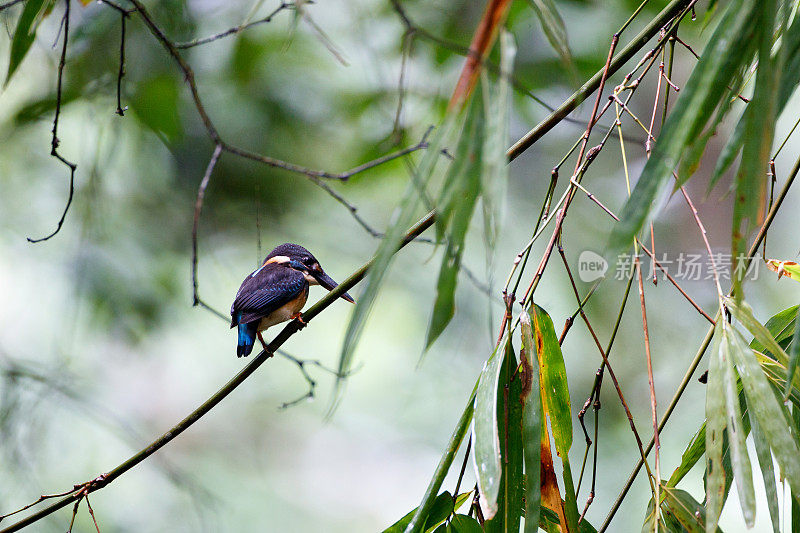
[174,2,296,49]
[27,0,77,244]
[506,0,691,161]
[0,210,436,533]
[599,152,800,532]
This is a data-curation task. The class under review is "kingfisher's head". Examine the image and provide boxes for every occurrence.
[264,243,355,303]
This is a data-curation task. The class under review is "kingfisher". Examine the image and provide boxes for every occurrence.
[230,243,354,357]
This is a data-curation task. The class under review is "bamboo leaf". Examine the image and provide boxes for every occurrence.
[484,340,524,533]
[447,514,483,533]
[749,304,798,353]
[721,326,755,527]
[526,0,573,70]
[705,321,727,532]
[474,337,508,518]
[750,414,780,533]
[6,0,55,86]
[384,491,457,533]
[726,297,790,361]
[427,95,484,349]
[667,422,706,487]
[728,325,800,497]
[333,121,453,411]
[662,487,720,533]
[531,304,578,531]
[732,0,779,299]
[520,313,542,533]
[710,2,800,189]
[605,0,758,257]
[480,31,514,250]
[788,307,800,401]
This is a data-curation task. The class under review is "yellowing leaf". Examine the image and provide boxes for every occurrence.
[765,259,800,282]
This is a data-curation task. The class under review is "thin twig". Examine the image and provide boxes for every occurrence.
[174,2,296,49]
[599,153,800,532]
[28,0,77,244]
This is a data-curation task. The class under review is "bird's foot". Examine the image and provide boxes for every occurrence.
[291,313,307,330]
[258,332,270,352]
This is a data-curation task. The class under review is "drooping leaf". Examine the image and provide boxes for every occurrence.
[605,0,759,257]
[484,340,524,533]
[731,0,779,300]
[750,414,780,533]
[530,304,578,531]
[539,417,569,532]
[5,0,55,85]
[334,120,453,412]
[728,325,800,497]
[721,325,755,527]
[705,321,727,532]
[474,336,508,518]
[480,31,514,251]
[427,93,484,349]
[526,0,573,71]
[710,3,800,188]
[726,298,794,400]
[520,313,542,533]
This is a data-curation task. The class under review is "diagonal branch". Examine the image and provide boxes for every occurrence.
[0,210,436,533]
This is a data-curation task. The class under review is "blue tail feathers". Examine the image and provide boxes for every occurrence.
[237,321,258,357]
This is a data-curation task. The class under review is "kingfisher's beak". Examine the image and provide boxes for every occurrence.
[314,271,355,303]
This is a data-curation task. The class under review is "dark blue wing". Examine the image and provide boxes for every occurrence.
[230,264,307,326]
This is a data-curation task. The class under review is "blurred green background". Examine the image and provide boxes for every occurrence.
[1,0,799,531]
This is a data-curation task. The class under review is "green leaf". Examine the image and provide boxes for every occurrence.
[667,422,706,487]
[662,487,719,533]
[520,313,542,533]
[474,336,507,518]
[705,321,727,532]
[334,121,452,412]
[788,307,800,401]
[732,0,779,300]
[384,492,455,533]
[447,515,483,533]
[480,30,514,250]
[749,304,798,354]
[530,304,578,531]
[727,325,800,498]
[605,0,758,257]
[404,387,477,533]
[5,0,55,86]
[710,1,800,189]
[526,0,573,70]
[426,94,484,349]
[484,340,524,533]
[721,325,755,527]
[726,298,793,372]
[750,414,780,533]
